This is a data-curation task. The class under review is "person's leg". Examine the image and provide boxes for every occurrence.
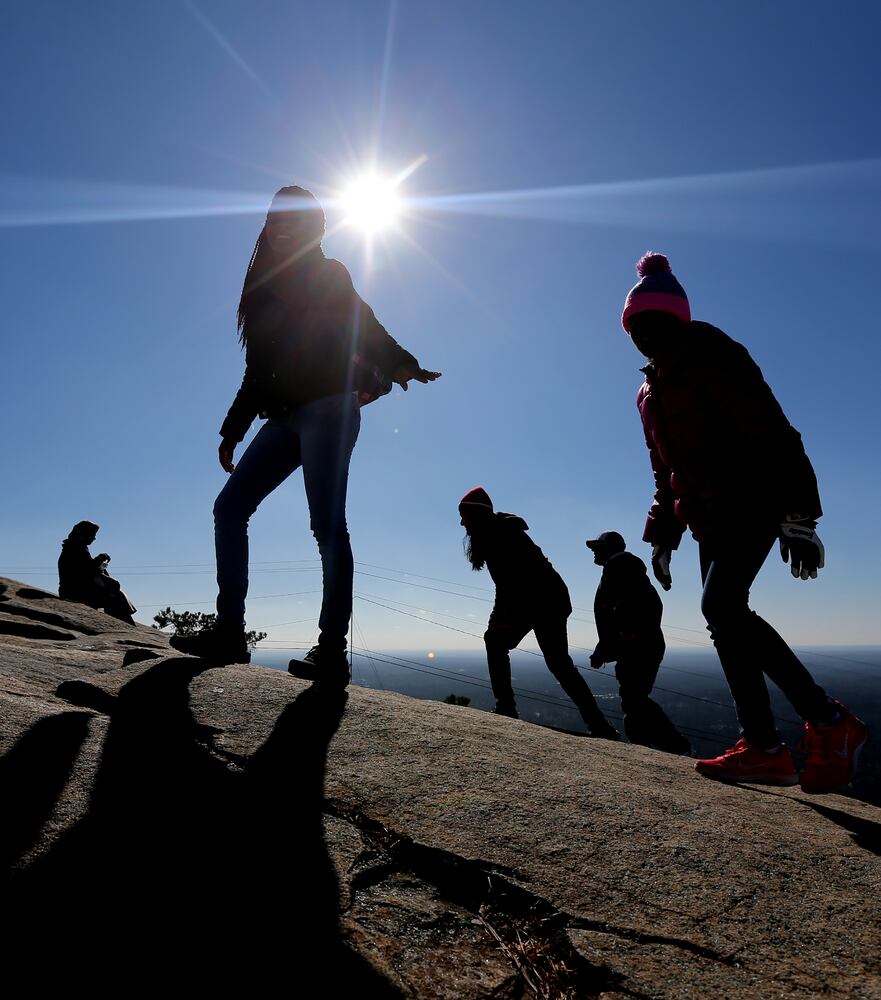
[213,419,302,627]
[699,527,832,748]
[103,589,136,625]
[533,613,618,737]
[297,394,361,652]
[484,613,531,716]
[615,655,690,753]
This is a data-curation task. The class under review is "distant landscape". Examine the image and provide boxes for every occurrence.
[258,645,881,806]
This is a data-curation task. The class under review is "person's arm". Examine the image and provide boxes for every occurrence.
[217,337,264,472]
[638,385,684,549]
[608,559,655,640]
[327,260,441,388]
[219,372,259,449]
[638,384,683,590]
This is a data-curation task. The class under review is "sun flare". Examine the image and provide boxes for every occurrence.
[340,173,401,233]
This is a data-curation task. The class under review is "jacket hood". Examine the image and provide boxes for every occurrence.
[495,512,529,531]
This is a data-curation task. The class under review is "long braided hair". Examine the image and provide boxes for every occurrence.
[236,186,326,346]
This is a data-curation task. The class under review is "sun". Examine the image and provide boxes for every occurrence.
[340,173,401,234]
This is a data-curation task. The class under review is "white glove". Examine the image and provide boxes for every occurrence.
[779,520,825,581]
[651,544,672,591]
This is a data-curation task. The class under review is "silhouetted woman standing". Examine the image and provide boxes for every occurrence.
[172,187,440,678]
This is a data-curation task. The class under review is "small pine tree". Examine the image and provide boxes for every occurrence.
[152,607,266,650]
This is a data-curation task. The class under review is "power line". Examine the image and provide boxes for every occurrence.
[8,555,877,657]
[139,589,323,609]
[355,560,494,594]
[354,592,808,721]
[250,616,319,630]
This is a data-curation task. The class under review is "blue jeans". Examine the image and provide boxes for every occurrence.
[699,523,832,748]
[214,393,361,649]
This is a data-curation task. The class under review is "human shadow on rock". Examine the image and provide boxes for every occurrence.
[0,711,92,872]
[798,799,881,857]
[7,658,402,995]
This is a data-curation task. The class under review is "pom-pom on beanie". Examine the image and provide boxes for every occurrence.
[621,252,691,332]
[459,487,493,512]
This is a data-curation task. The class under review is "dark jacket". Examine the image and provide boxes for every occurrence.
[58,539,102,605]
[478,513,571,618]
[637,322,821,548]
[220,256,419,442]
[593,551,664,663]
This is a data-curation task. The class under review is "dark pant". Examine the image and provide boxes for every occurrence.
[213,393,360,649]
[615,650,689,753]
[699,523,832,749]
[484,609,608,729]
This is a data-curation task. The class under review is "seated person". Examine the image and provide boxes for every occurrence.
[58,520,136,624]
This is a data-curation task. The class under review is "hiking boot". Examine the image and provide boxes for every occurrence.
[288,645,350,686]
[493,701,519,719]
[169,624,251,665]
[695,739,797,786]
[799,703,868,794]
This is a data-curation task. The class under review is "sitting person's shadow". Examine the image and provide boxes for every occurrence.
[3,658,401,995]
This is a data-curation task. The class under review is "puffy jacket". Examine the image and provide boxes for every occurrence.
[220,255,419,442]
[637,322,821,547]
[479,513,571,616]
[593,551,664,663]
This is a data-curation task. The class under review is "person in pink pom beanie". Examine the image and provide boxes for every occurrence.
[622,252,866,793]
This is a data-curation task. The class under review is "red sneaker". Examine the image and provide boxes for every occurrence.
[799,704,868,794]
[695,739,798,786]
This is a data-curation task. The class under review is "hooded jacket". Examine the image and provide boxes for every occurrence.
[475,513,571,616]
[593,551,664,663]
[637,322,821,548]
[220,256,419,442]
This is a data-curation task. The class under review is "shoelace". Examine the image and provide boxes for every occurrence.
[721,739,751,758]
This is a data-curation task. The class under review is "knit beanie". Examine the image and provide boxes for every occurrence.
[459,487,493,512]
[621,252,691,332]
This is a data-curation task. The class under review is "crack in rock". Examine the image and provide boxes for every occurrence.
[325,800,628,999]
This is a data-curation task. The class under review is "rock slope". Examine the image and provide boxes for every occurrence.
[1,577,879,998]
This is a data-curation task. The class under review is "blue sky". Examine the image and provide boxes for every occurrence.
[1,1,880,656]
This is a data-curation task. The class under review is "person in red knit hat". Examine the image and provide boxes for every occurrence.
[459,487,619,739]
[622,251,866,792]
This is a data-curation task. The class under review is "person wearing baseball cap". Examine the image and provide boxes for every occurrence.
[586,531,689,754]
[459,487,618,739]
[621,251,865,791]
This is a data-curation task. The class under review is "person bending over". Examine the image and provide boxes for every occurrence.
[586,530,690,755]
[459,487,618,740]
